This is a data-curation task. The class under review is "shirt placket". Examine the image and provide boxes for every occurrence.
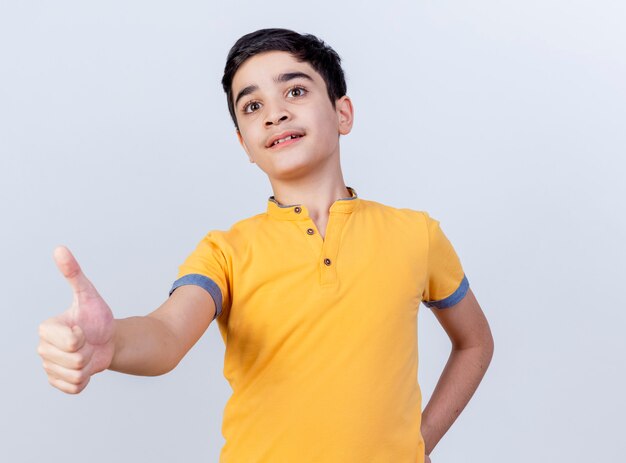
[295,210,348,288]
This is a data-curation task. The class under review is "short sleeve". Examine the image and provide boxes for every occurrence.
[169,231,231,320]
[421,212,470,309]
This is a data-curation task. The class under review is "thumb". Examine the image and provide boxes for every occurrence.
[53,246,93,296]
[70,325,87,351]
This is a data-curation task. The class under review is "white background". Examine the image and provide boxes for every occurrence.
[1,1,624,462]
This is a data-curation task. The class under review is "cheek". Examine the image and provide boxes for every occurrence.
[317,115,340,145]
[318,108,339,131]
[240,128,259,149]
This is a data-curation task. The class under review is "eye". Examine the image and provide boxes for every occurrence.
[242,100,262,114]
[287,86,307,98]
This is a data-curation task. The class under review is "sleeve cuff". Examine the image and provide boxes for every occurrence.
[169,274,223,320]
[423,274,470,309]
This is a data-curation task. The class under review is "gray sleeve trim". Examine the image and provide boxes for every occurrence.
[423,274,470,309]
[169,274,223,320]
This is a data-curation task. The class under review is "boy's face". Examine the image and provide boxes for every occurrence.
[231,51,353,181]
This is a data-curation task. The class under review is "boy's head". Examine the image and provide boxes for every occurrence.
[221,28,347,131]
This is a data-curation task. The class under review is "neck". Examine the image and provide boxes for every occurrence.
[268,153,349,222]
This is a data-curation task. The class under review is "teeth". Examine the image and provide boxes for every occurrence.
[272,135,300,146]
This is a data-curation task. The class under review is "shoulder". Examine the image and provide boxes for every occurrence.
[203,212,266,248]
[226,212,266,237]
[358,197,430,227]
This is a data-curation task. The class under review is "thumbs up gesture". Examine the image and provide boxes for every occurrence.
[38,246,116,394]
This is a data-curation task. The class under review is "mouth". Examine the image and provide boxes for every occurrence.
[267,131,305,150]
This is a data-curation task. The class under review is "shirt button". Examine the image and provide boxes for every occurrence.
[294,206,302,213]
[306,228,315,235]
[324,258,332,266]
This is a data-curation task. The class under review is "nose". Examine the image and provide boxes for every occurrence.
[265,114,288,126]
[264,101,290,127]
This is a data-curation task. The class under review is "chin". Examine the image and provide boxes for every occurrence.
[267,159,320,181]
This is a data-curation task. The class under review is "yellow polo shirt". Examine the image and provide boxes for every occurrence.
[170,186,469,463]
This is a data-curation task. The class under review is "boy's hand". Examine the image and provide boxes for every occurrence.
[425,455,432,463]
[37,246,115,394]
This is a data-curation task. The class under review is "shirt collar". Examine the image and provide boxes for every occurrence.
[266,186,360,221]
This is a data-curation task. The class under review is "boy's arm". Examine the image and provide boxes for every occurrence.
[420,288,494,456]
[110,285,216,376]
[37,246,216,394]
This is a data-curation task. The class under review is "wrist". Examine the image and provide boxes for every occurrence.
[107,318,123,371]
[421,421,435,456]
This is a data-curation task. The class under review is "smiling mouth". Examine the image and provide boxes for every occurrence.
[269,134,304,149]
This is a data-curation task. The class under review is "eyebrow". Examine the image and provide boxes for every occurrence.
[234,72,314,107]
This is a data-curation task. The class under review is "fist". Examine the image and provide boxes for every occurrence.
[37,246,115,394]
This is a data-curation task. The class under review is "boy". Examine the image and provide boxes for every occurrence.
[37,28,494,462]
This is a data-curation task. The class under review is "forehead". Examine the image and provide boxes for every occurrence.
[231,51,322,92]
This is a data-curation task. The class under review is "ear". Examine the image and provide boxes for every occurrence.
[236,129,255,163]
[335,96,354,136]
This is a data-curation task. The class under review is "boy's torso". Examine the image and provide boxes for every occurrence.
[209,192,429,462]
